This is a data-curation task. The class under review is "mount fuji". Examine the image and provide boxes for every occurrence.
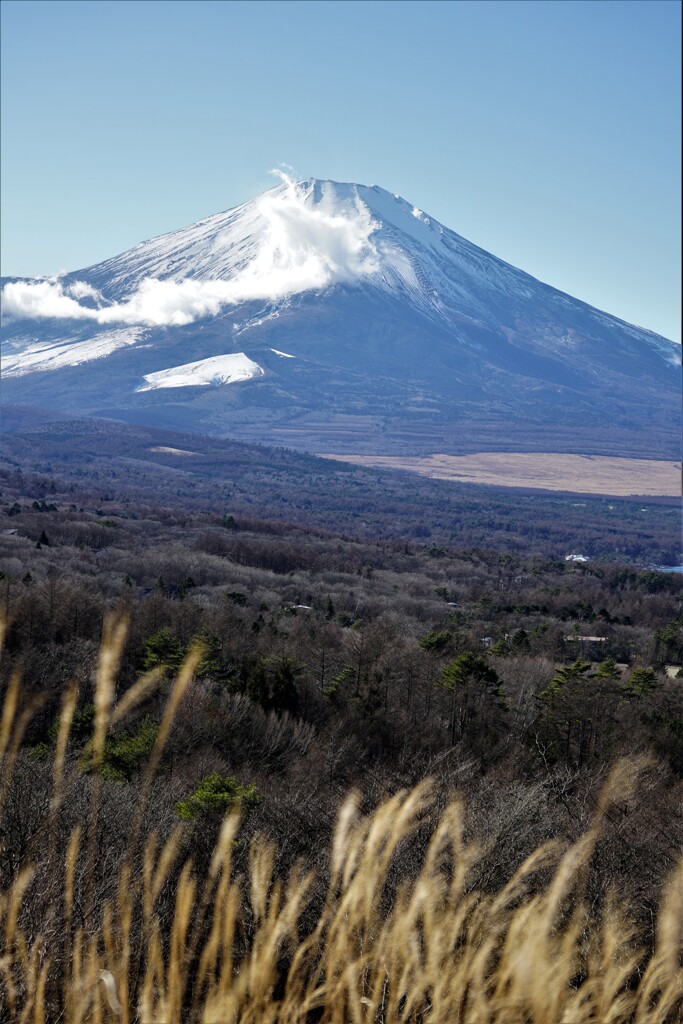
[2,177,680,458]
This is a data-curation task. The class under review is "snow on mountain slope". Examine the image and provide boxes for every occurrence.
[2,327,145,377]
[1,175,680,461]
[137,353,263,391]
[2,177,381,328]
[3,174,678,358]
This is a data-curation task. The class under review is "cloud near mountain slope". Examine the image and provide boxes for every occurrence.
[1,173,382,326]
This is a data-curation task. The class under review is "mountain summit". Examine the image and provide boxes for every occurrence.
[2,177,680,458]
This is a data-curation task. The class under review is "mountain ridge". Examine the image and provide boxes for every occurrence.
[2,177,680,459]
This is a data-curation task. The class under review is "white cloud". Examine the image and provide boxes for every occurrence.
[1,174,381,327]
[66,280,103,301]
[2,279,96,320]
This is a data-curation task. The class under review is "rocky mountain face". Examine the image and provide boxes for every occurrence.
[2,177,680,457]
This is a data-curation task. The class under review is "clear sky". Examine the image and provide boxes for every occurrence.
[1,0,680,341]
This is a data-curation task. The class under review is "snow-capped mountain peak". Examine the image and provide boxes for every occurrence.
[3,177,388,327]
[1,176,680,461]
[1,177,679,359]
[0,176,542,331]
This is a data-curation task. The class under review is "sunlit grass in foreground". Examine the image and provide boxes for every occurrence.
[1,616,681,1022]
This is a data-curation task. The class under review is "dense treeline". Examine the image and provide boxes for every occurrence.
[1,413,680,561]
[1,462,681,961]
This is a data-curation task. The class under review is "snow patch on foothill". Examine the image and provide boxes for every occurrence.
[2,327,145,376]
[137,353,264,391]
[149,446,199,456]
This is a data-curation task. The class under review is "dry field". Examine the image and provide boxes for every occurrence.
[319,452,682,497]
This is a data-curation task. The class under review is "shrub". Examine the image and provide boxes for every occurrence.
[175,772,261,820]
[79,719,158,781]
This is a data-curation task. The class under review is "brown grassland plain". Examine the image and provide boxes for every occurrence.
[319,454,682,498]
[0,618,682,1023]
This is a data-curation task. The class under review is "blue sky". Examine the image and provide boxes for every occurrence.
[1,0,680,341]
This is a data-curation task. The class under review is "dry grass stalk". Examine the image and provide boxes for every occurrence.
[0,621,681,1022]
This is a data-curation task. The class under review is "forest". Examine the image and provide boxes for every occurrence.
[0,416,681,1021]
[1,411,680,562]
